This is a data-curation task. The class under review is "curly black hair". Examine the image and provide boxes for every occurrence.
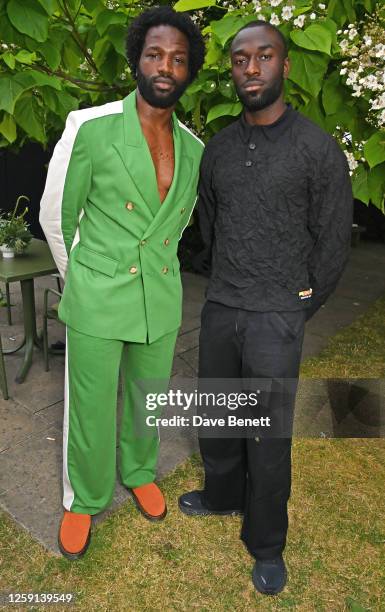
[126,6,205,83]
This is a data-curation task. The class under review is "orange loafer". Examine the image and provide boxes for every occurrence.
[58,511,91,560]
[130,482,167,521]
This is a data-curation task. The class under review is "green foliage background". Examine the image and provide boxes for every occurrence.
[0,0,384,211]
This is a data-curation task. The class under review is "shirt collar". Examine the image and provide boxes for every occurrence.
[238,104,296,144]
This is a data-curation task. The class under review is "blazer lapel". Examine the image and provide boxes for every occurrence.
[142,117,194,239]
[113,90,161,218]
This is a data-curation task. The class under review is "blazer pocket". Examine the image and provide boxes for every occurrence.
[173,258,180,276]
[75,245,118,278]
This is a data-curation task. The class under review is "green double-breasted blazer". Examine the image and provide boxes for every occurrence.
[40,90,204,343]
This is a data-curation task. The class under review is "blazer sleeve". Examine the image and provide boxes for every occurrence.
[39,112,92,279]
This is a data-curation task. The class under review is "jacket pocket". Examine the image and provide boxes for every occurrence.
[75,245,118,278]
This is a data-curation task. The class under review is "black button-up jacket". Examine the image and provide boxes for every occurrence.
[198,105,353,319]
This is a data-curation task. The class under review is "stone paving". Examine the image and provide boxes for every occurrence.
[0,241,384,553]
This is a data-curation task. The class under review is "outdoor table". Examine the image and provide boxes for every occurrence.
[0,238,58,383]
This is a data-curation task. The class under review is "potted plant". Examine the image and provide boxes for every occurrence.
[0,196,33,258]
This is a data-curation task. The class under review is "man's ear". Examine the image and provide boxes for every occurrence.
[283,56,290,79]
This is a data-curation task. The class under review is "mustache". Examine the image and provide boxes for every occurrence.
[243,78,265,86]
[152,76,177,86]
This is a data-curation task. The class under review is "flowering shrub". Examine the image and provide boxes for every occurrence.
[0,0,384,211]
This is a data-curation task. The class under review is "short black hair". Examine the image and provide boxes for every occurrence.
[126,6,205,83]
[232,20,288,58]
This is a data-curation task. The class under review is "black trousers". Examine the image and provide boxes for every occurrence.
[198,301,305,561]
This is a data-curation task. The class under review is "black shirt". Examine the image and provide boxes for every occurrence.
[198,105,353,319]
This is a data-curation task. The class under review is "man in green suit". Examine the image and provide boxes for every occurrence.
[40,6,205,559]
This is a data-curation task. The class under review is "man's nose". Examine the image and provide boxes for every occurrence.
[158,55,173,75]
[244,57,261,76]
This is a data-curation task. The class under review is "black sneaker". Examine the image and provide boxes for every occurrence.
[178,490,243,516]
[252,556,287,595]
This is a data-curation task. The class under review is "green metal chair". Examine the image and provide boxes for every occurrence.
[0,332,9,400]
[42,287,63,371]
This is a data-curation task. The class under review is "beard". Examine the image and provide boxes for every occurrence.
[136,67,189,109]
[235,74,284,112]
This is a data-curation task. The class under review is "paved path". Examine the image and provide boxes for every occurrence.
[0,241,384,553]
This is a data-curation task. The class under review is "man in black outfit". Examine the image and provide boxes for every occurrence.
[179,21,353,595]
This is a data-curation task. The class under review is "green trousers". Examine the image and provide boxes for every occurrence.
[63,326,178,514]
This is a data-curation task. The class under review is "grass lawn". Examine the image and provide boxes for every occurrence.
[1,297,385,611]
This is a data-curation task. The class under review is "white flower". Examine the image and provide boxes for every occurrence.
[348,23,354,29]
[257,13,266,20]
[371,93,385,110]
[339,39,349,52]
[270,0,283,6]
[310,12,316,19]
[363,35,372,47]
[252,0,262,11]
[362,74,379,90]
[348,28,358,40]
[344,150,358,174]
[337,30,342,34]
[340,68,347,75]
[373,44,385,58]
[270,12,280,25]
[378,109,385,126]
[318,3,326,8]
[281,5,293,20]
[293,14,305,28]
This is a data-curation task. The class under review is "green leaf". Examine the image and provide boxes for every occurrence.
[7,0,49,42]
[368,163,385,211]
[1,51,16,70]
[290,23,332,55]
[52,89,79,119]
[342,0,356,24]
[14,50,37,65]
[211,15,256,47]
[322,70,347,115]
[288,49,329,97]
[0,114,17,143]
[82,0,105,15]
[106,24,126,57]
[193,95,202,131]
[174,0,216,11]
[36,0,58,15]
[96,9,127,36]
[0,8,27,46]
[206,101,241,124]
[299,97,326,129]
[16,69,62,91]
[13,93,46,143]
[352,164,370,205]
[38,39,61,71]
[0,76,26,114]
[179,92,198,114]
[364,132,385,169]
[98,45,122,84]
[204,38,222,67]
[327,0,347,27]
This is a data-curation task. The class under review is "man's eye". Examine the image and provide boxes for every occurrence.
[260,54,271,60]
[235,58,246,65]
[175,57,185,64]
[148,53,159,59]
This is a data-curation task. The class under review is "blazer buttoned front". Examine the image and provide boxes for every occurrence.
[40,90,204,342]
